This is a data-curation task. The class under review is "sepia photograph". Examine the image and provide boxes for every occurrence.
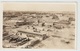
[3,2,76,49]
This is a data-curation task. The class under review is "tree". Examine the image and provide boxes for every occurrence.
[42,23,45,26]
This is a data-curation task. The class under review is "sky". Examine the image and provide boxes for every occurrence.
[3,2,76,12]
